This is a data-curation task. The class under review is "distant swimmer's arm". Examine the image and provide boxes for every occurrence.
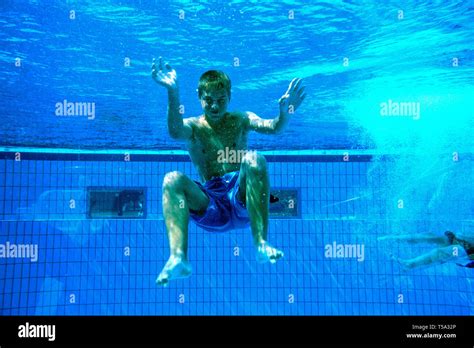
[246,78,306,134]
[152,57,192,141]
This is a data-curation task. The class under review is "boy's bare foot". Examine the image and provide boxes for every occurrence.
[156,254,192,286]
[256,242,284,264]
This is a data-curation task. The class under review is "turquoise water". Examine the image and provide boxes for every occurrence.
[0,1,473,316]
[0,1,473,150]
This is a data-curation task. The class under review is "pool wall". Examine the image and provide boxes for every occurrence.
[0,149,472,315]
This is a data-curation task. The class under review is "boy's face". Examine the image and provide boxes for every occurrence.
[200,89,229,121]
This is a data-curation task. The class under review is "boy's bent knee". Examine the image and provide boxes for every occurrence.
[242,152,266,172]
[163,171,188,191]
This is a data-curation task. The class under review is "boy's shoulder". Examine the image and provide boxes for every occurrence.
[226,111,249,122]
[224,111,252,130]
[184,115,202,125]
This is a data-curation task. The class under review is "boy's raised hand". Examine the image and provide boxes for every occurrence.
[279,78,306,115]
[151,57,178,91]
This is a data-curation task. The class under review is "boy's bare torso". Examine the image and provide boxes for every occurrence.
[185,111,249,182]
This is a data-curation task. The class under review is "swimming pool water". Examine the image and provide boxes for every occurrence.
[0,1,473,150]
[0,0,473,320]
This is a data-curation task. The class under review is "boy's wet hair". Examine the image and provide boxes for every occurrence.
[198,70,231,99]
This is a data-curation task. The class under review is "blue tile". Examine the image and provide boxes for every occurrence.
[1,156,472,316]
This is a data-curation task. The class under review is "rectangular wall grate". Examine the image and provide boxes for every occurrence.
[87,187,146,219]
[269,189,299,218]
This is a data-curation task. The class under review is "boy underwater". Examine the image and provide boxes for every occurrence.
[152,57,305,286]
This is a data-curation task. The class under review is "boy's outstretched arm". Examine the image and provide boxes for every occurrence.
[246,78,306,134]
[152,57,192,140]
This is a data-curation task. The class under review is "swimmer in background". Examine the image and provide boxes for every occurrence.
[378,230,474,270]
[152,57,306,286]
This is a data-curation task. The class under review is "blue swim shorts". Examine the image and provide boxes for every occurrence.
[189,171,250,232]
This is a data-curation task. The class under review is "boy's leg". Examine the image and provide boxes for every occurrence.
[378,233,447,245]
[393,245,460,270]
[157,171,210,286]
[238,153,283,263]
